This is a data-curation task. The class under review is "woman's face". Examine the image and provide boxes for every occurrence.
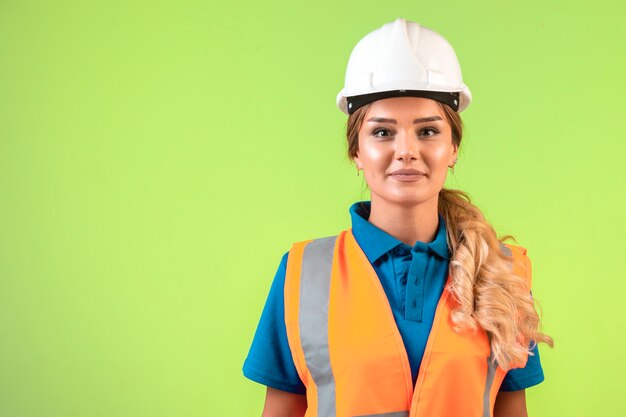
[354,96,458,207]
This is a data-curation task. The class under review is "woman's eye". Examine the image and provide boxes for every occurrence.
[372,128,393,138]
[420,127,440,137]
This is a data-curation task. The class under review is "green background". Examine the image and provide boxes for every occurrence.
[1,0,624,416]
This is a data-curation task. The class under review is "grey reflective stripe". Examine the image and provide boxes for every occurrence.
[482,351,498,417]
[499,242,512,257]
[500,243,513,272]
[354,412,409,417]
[300,236,338,417]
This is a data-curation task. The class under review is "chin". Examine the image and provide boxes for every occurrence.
[377,192,436,207]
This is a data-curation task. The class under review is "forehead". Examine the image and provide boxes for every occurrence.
[365,96,443,119]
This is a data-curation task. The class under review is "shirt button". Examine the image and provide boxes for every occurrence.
[400,276,407,285]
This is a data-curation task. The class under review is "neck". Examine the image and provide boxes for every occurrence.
[368,194,440,247]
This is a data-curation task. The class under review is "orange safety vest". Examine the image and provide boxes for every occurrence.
[284,228,531,417]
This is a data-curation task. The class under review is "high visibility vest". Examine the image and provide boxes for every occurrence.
[284,228,531,417]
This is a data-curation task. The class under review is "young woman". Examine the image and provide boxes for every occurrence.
[243,18,553,417]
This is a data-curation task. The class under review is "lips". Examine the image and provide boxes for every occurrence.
[389,168,426,175]
[388,168,426,183]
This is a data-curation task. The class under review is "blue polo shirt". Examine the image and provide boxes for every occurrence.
[243,200,544,393]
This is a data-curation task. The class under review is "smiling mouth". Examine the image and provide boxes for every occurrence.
[389,173,426,182]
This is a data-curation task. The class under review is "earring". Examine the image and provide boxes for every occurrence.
[356,167,361,176]
[450,158,458,173]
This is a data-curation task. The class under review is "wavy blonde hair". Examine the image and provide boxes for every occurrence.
[346,101,553,370]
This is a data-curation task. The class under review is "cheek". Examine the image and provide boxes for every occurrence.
[357,140,388,165]
[422,147,453,182]
[426,145,453,166]
[360,146,386,163]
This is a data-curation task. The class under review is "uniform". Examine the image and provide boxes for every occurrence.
[243,201,544,395]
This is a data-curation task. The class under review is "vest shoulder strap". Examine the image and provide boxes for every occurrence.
[500,242,532,289]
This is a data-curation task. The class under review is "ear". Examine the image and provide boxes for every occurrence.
[353,153,363,170]
[450,144,458,166]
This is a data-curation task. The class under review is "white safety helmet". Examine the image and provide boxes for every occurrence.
[336,18,472,115]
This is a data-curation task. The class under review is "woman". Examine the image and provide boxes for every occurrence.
[243,18,553,417]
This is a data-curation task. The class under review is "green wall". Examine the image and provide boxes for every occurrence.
[1,1,624,416]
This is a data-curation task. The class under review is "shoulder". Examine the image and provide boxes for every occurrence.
[500,242,532,286]
[287,230,347,253]
[500,242,530,267]
[500,242,528,258]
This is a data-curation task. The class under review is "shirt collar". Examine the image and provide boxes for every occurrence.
[349,200,450,263]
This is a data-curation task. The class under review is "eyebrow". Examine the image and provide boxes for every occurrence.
[365,116,443,124]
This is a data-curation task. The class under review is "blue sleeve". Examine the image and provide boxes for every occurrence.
[499,343,545,391]
[242,251,307,394]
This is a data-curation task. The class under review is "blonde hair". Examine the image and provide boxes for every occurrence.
[346,101,554,370]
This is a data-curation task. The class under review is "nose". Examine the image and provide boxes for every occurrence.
[395,130,419,161]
